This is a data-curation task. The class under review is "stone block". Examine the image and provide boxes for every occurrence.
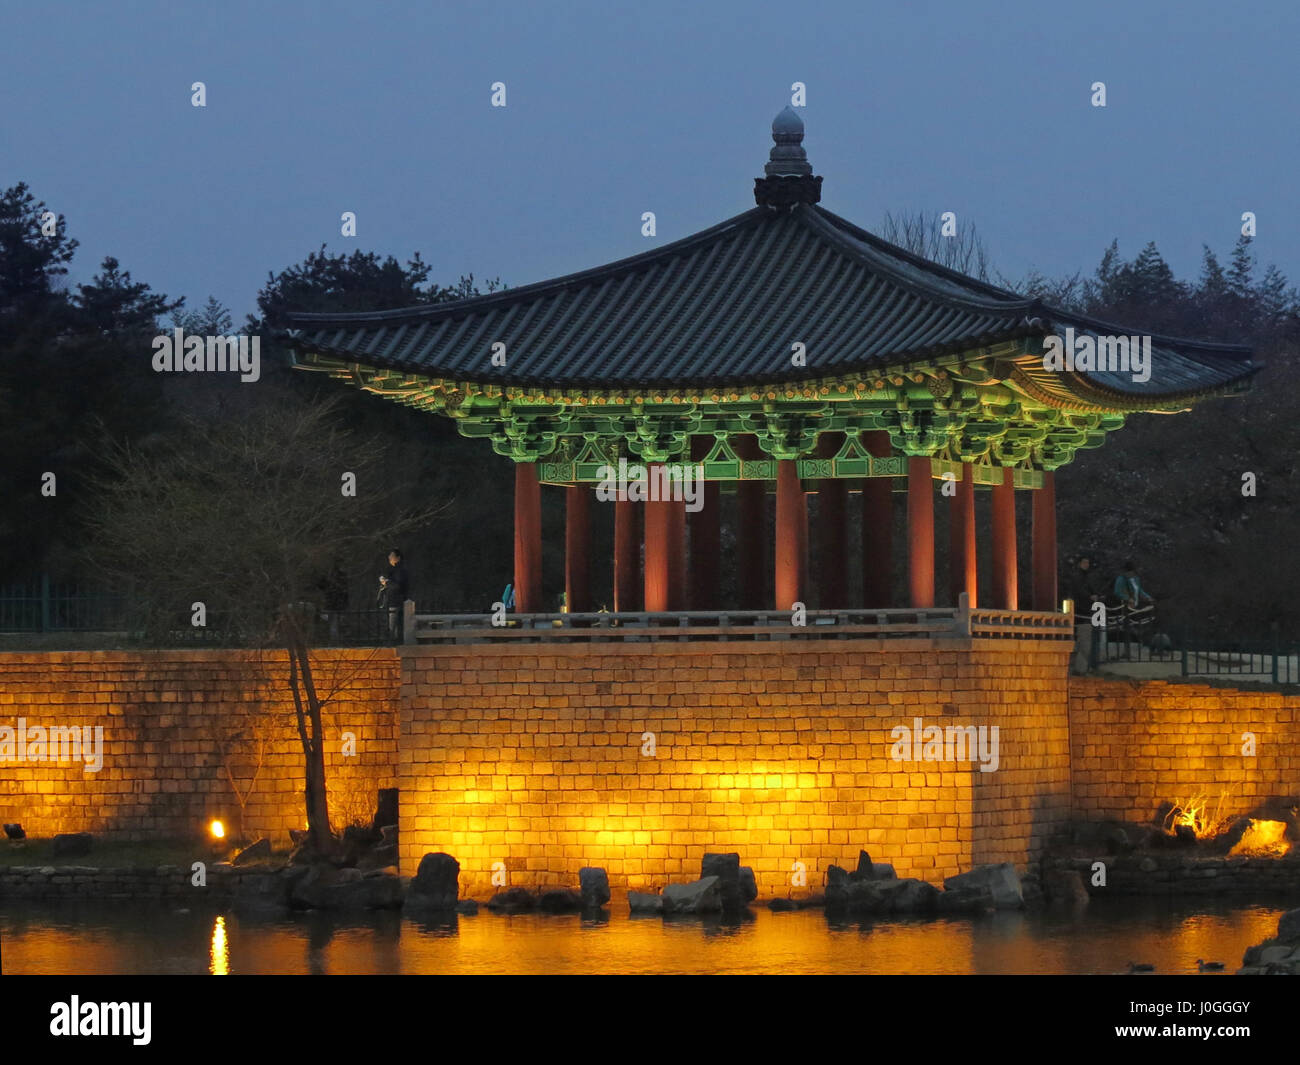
[943,863,1023,909]
[662,876,722,915]
[700,853,742,910]
[403,852,459,913]
[579,867,610,909]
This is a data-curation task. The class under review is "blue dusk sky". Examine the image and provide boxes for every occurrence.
[2,0,1296,320]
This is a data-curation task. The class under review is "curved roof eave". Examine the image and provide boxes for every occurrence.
[282,199,1255,403]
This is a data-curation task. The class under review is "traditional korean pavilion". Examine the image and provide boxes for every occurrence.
[286,109,1255,617]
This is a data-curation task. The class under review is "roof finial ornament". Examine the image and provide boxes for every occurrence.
[755,106,822,209]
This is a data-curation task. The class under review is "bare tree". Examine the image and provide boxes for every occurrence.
[879,210,993,281]
[83,389,440,856]
[204,695,267,847]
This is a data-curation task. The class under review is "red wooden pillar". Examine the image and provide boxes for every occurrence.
[775,459,808,611]
[689,437,721,609]
[564,485,591,613]
[861,430,893,607]
[613,496,640,612]
[906,456,935,608]
[667,493,687,612]
[735,435,767,610]
[1032,470,1058,612]
[948,462,977,608]
[991,472,1018,610]
[816,433,847,609]
[644,461,672,612]
[513,463,543,614]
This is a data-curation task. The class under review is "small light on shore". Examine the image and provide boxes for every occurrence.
[209,819,225,840]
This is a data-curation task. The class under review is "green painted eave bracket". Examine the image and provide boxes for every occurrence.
[294,345,1147,476]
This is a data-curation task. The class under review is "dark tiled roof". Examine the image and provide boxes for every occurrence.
[285,203,1254,398]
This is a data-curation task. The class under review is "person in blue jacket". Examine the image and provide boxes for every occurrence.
[1113,560,1154,610]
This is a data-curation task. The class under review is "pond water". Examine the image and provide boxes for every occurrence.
[0,896,1285,975]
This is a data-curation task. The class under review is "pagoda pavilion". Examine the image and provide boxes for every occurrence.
[286,109,1255,617]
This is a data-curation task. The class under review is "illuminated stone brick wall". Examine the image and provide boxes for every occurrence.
[1068,677,1300,824]
[25,647,1293,890]
[398,638,1073,896]
[0,649,398,842]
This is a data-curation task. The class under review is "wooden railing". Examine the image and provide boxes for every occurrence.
[402,594,1074,645]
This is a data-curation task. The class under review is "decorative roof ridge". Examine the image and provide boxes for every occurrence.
[812,205,1029,304]
[797,205,1039,316]
[812,205,1254,362]
[283,207,772,327]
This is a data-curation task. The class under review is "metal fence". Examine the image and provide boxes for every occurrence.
[139,608,402,648]
[0,576,127,633]
[0,577,402,647]
[1088,623,1297,683]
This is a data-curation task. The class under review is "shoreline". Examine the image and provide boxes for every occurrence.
[4,853,1298,907]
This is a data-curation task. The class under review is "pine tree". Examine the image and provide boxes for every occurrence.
[1227,234,1255,299]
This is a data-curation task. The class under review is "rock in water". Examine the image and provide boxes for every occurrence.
[662,876,722,915]
[849,850,897,880]
[402,852,460,913]
[233,872,292,917]
[943,863,1023,909]
[701,853,742,910]
[290,864,401,910]
[890,878,939,914]
[231,837,271,866]
[1044,869,1089,905]
[486,887,535,913]
[537,888,583,914]
[579,867,610,909]
[936,885,996,915]
[628,891,664,914]
[487,887,535,913]
[1277,908,1300,944]
[739,866,758,904]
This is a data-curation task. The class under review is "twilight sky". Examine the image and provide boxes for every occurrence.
[3,0,1296,321]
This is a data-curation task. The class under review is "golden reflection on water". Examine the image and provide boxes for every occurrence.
[210,915,228,976]
[0,899,1286,976]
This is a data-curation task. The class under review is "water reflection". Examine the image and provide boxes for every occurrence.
[210,915,228,976]
[0,897,1286,976]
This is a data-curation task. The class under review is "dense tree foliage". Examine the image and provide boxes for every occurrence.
[0,184,180,580]
[1022,235,1300,636]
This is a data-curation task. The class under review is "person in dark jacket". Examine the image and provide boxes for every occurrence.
[1064,554,1103,620]
[379,549,410,639]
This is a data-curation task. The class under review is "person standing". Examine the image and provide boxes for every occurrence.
[379,549,410,640]
[1064,555,1103,621]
